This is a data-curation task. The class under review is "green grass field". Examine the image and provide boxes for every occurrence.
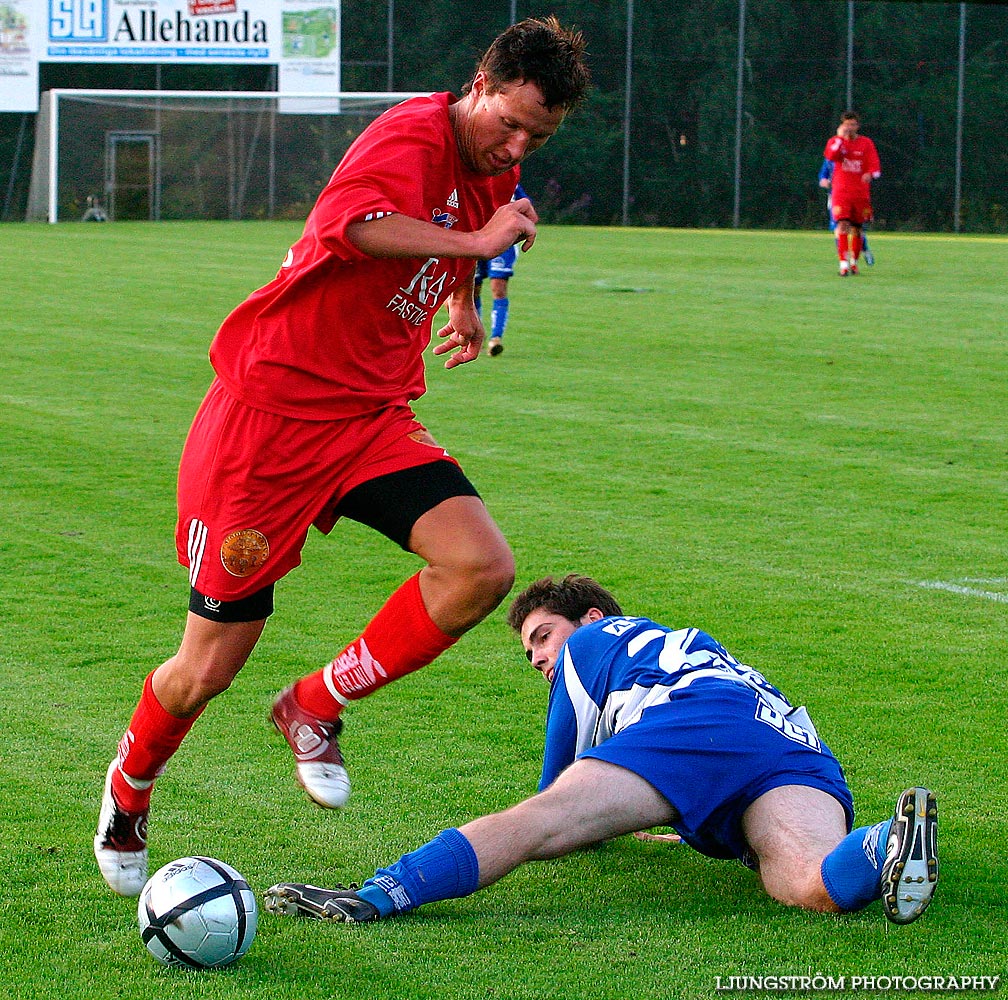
[1,222,1006,999]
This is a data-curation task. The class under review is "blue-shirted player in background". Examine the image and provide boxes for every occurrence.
[819,159,874,265]
[266,574,938,926]
[474,183,529,356]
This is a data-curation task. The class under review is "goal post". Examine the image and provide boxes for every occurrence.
[26,89,429,223]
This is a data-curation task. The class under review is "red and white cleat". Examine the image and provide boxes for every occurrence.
[271,686,350,808]
[94,759,149,896]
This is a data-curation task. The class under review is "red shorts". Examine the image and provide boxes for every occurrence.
[831,196,873,226]
[176,379,462,600]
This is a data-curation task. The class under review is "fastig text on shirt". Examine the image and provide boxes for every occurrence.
[387,257,450,326]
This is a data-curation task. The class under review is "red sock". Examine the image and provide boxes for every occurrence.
[294,572,457,718]
[112,672,202,811]
[837,231,848,261]
[852,231,862,260]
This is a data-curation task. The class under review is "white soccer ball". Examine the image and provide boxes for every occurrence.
[137,856,258,969]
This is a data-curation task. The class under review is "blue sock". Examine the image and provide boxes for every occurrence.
[491,298,509,338]
[357,828,480,917]
[474,290,482,314]
[820,818,892,911]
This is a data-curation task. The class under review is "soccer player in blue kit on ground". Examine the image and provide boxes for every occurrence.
[265,575,939,926]
[473,183,529,356]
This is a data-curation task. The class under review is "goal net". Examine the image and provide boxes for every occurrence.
[26,89,428,223]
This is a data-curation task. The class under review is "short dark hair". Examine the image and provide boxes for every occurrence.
[506,574,623,632]
[475,16,590,113]
[841,110,860,123]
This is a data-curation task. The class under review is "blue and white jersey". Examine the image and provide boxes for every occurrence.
[819,159,837,230]
[475,184,531,278]
[538,617,811,791]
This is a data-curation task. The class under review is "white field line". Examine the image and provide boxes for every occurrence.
[915,579,1008,603]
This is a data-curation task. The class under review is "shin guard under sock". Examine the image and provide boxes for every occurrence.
[820,819,892,912]
[359,828,480,916]
[113,672,203,811]
[294,572,457,718]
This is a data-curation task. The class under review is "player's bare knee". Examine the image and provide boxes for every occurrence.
[193,662,239,701]
[478,544,516,602]
[762,859,838,913]
[450,544,515,611]
[158,652,243,715]
[175,669,233,715]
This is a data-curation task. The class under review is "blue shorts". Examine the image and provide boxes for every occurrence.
[475,245,518,282]
[580,681,854,865]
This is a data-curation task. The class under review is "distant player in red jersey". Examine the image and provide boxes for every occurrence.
[824,111,881,276]
[95,16,590,897]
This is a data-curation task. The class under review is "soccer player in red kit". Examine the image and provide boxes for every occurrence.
[95,16,590,896]
[824,111,880,276]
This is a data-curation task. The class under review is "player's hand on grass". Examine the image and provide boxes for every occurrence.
[633,828,682,845]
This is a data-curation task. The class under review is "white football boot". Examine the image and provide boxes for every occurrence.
[94,759,149,896]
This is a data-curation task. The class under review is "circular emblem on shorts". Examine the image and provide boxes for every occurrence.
[408,427,440,449]
[220,529,270,577]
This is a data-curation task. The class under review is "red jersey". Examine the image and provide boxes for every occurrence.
[209,93,520,420]
[824,134,881,203]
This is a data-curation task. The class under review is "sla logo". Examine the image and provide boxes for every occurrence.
[431,209,458,229]
[50,0,108,41]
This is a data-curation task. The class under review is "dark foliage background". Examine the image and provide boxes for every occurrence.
[2,1,1005,230]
